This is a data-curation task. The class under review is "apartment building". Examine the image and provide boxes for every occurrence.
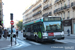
[0,0,3,27]
[23,0,75,34]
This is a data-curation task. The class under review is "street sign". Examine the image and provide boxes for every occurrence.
[10,20,14,25]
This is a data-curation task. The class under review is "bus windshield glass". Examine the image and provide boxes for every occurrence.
[43,21,62,32]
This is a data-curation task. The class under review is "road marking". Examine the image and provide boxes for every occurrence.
[29,41,41,45]
[55,39,75,43]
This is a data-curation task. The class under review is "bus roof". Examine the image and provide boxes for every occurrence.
[23,16,62,26]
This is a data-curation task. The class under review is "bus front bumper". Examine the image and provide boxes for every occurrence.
[42,35,65,41]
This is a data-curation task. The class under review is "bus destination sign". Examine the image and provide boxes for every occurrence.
[43,17,61,21]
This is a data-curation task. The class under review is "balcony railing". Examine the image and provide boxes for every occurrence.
[43,0,47,3]
[55,0,60,3]
[43,13,48,17]
[67,17,70,19]
[49,12,52,16]
[33,10,41,17]
[66,5,70,9]
[43,5,49,10]
[33,4,41,11]
[71,2,75,8]
[50,4,52,7]
[54,4,71,14]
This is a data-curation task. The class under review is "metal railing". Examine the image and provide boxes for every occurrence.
[42,13,48,17]
[43,0,47,3]
[55,0,60,3]
[33,10,41,17]
[43,4,49,10]
[33,4,41,11]
[49,12,52,16]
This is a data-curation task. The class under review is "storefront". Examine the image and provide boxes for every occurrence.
[62,18,75,34]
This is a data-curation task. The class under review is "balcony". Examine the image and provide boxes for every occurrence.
[49,12,52,16]
[43,5,49,10]
[55,0,61,3]
[66,5,70,9]
[33,10,41,17]
[43,0,47,3]
[67,17,70,19]
[54,5,70,14]
[71,2,75,9]
[33,4,41,11]
[58,8,61,12]
[54,9,58,13]
[63,5,67,9]
[50,4,52,7]
[42,13,48,17]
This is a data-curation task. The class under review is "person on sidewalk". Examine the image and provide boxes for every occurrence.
[0,25,3,39]
[16,29,18,37]
[67,29,70,36]
[4,29,8,39]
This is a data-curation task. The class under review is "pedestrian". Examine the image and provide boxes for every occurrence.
[4,29,8,39]
[67,29,70,36]
[0,25,2,39]
[16,29,18,37]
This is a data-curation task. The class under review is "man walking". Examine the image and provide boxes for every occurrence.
[0,25,3,39]
[67,29,70,36]
[16,29,18,37]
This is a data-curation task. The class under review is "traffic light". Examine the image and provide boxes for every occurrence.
[10,13,13,20]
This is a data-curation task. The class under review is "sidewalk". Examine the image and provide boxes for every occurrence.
[0,37,11,49]
[0,36,16,49]
[64,34,75,39]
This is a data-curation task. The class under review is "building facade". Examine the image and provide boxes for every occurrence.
[23,0,75,34]
[0,0,3,27]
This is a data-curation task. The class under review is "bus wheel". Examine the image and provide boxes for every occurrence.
[35,37,38,42]
[40,39,44,43]
[26,37,28,40]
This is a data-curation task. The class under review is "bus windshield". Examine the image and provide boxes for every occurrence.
[43,21,62,32]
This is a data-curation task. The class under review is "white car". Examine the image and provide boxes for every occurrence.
[8,28,16,38]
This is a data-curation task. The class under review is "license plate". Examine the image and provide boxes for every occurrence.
[48,33,54,36]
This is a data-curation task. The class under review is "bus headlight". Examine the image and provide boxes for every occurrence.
[42,32,48,36]
[61,31,64,36]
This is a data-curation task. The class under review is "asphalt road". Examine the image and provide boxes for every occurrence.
[2,32,75,50]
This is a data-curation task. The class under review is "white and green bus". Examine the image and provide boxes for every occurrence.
[23,16,64,42]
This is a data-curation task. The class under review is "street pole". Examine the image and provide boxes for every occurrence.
[10,13,13,46]
[11,25,13,46]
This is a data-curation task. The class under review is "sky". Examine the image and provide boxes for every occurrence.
[2,0,37,28]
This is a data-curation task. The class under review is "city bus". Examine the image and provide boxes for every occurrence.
[23,16,65,42]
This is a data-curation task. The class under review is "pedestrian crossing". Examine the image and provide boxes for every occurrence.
[1,38,75,50]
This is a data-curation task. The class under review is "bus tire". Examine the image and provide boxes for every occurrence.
[35,37,38,42]
[26,36,28,40]
[40,39,44,43]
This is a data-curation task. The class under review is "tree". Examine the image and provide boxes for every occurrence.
[16,20,23,30]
